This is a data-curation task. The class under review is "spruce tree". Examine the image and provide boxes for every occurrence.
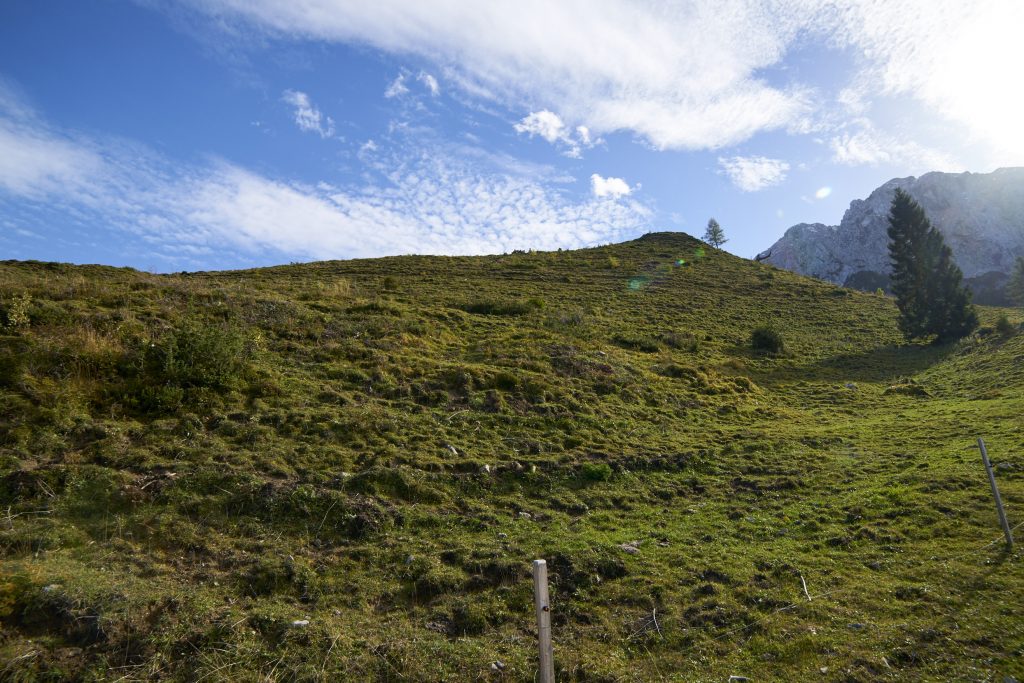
[1006,256,1024,307]
[887,188,977,342]
[703,218,727,248]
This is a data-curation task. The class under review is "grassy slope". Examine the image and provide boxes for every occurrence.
[0,232,1021,682]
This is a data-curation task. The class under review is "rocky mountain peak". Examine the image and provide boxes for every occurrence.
[762,168,1024,304]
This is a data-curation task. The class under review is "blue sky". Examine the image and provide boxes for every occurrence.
[1,0,1021,272]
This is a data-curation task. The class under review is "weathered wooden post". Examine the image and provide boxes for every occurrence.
[533,559,555,683]
[977,437,1013,550]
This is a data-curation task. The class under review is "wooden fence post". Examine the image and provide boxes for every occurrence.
[533,559,555,683]
[977,438,1014,550]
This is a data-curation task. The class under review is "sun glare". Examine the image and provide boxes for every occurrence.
[936,6,1024,162]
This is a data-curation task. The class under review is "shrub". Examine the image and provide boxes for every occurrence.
[995,315,1015,336]
[448,599,489,636]
[662,331,700,352]
[0,338,29,387]
[463,298,543,316]
[491,371,518,391]
[580,462,613,482]
[145,321,250,390]
[612,334,660,352]
[1,293,31,331]
[750,325,784,354]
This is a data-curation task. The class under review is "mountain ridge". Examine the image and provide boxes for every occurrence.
[762,167,1024,303]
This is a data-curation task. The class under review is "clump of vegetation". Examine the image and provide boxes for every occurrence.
[612,333,660,352]
[143,321,251,390]
[750,325,784,354]
[1,292,31,331]
[995,315,1016,336]
[463,298,543,316]
[579,462,613,482]
[661,331,700,352]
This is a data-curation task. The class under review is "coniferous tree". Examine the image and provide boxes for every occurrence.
[887,188,978,342]
[1007,256,1024,307]
[703,218,727,248]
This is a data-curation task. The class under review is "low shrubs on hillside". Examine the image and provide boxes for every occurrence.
[661,331,700,352]
[750,325,785,354]
[611,333,660,352]
[116,321,253,414]
[463,298,544,316]
[0,293,31,331]
[579,462,613,482]
[143,322,250,390]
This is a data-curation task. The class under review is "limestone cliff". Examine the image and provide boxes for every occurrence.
[761,168,1024,304]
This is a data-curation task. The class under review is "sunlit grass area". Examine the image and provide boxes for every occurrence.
[1,233,1022,681]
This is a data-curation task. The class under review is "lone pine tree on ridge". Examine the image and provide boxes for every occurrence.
[703,218,727,248]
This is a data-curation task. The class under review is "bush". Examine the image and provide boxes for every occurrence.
[1,293,31,331]
[580,462,613,483]
[612,334,660,352]
[662,331,700,352]
[144,321,250,390]
[750,325,784,354]
[0,338,29,387]
[995,315,1015,336]
[463,298,543,316]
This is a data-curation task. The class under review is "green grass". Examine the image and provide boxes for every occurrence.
[1,232,1022,681]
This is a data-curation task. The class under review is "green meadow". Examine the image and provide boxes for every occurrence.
[1,232,1021,681]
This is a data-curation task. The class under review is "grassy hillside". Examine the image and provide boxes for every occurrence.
[1,232,1022,681]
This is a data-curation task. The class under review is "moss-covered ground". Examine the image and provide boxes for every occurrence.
[1,232,1021,681]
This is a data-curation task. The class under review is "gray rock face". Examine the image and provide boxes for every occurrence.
[762,168,1024,304]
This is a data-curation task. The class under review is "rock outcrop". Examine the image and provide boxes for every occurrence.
[762,168,1024,304]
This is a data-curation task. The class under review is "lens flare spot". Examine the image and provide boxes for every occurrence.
[815,186,832,199]
[628,277,649,290]
[676,258,686,266]
[693,247,705,259]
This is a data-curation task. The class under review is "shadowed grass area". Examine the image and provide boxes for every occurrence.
[1,232,1022,681]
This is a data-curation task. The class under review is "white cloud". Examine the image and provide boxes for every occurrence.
[183,0,811,151]
[0,84,104,197]
[514,110,566,143]
[358,139,378,157]
[814,186,831,199]
[717,155,790,192]
[386,70,441,99]
[590,173,631,199]
[0,118,103,198]
[384,73,409,98]
[829,123,960,171]
[174,160,648,259]
[176,0,1024,165]
[514,110,594,157]
[417,71,439,96]
[0,98,653,263]
[281,90,335,137]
